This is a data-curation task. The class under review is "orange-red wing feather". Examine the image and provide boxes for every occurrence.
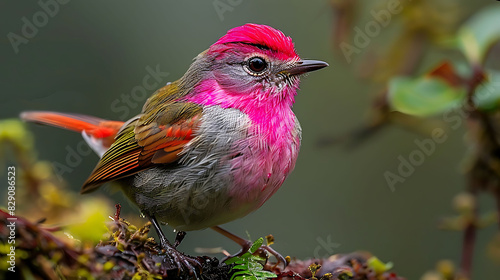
[81,100,203,194]
[135,113,200,165]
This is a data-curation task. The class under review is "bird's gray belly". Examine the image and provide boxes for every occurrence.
[123,106,256,231]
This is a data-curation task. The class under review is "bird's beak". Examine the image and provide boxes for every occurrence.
[286,60,329,76]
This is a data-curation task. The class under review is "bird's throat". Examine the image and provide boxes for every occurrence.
[187,79,298,144]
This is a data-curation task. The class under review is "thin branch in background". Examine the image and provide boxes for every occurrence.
[496,186,500,230]
[331,0,357,53]
[398,31,427,76]
[460,221,476,279]
[459,184,477,279]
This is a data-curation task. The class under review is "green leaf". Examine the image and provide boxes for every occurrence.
[457,4,500,64]
[232,271,252,277]
[227,237,277,280]
[253,271,277,278]
[249,238,264,254]
[250,255,267,262]
[248,261,264,271]
[475,70,500,111]
[388,76,466,116]
[367,257,394,274]
[225,257,239,265]
[233,264,249,270]
[226,253,250,265]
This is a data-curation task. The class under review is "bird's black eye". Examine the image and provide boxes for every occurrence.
[247,57,267,74]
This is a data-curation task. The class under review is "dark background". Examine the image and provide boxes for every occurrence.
[1,1,499,279]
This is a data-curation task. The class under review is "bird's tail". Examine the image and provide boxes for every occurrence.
[20,111,125,155]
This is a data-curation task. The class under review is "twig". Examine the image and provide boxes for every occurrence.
[496,186,500,230]
[459,188,477,279]
[114,203,122,220]
[460,64,488,279]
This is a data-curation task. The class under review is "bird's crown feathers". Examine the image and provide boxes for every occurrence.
[210,23,298,60]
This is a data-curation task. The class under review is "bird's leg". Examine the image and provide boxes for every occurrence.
[174,231,187,248]
[211,226,288,268]
[149,215,171,248]
[147,215,201,277]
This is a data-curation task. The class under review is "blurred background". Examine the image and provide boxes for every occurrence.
[1,0,500,279]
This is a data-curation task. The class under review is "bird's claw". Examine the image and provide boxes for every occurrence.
[174,231,186,248]
[162,245,202,278]
[148,216,201,277]
[257,244,289,269]
[222,241,288,269]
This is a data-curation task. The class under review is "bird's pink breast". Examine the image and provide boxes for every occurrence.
[187,79,301,208]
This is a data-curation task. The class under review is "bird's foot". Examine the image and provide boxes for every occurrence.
[148,216,201,278]
[211,226,288,269]
[222,240,289,269]
[174,231,186,248]
[220,241,251,263]
[156,236,201,278]
[160,244,202,278]
[258,244,289,269]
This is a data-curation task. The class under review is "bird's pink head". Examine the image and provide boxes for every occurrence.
[188,24,328,110]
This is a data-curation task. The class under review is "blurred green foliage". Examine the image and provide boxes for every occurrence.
[388,5,500,117]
